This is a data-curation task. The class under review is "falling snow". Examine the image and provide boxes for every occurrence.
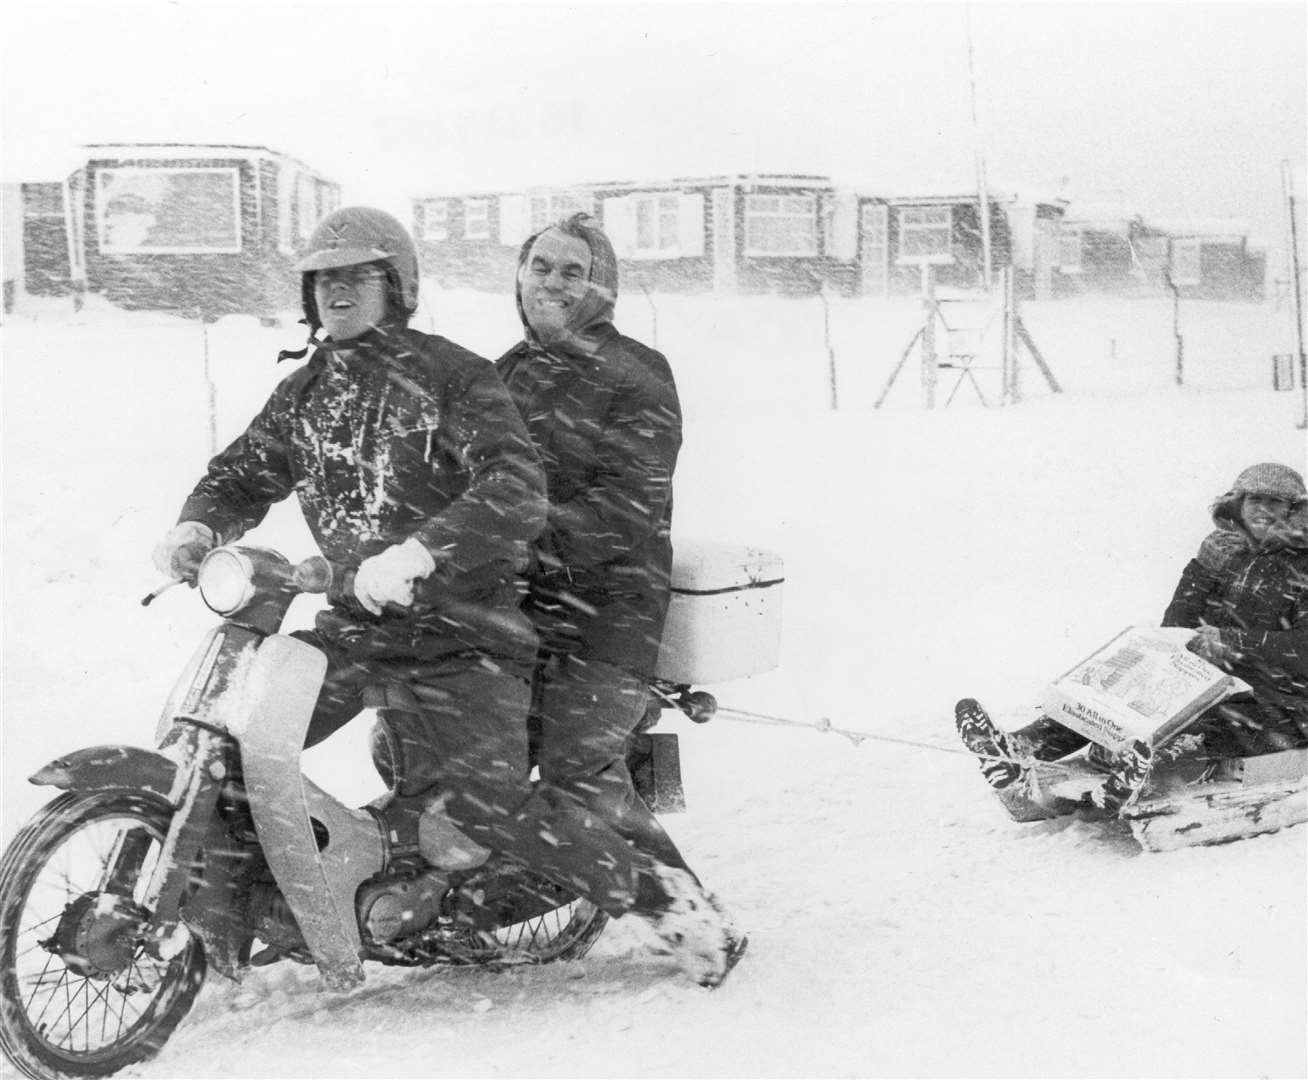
[2,284,1305,1078]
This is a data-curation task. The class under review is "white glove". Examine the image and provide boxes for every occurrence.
[354,537,438,615]
[152,521,216,580]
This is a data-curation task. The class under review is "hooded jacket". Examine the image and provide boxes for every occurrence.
[179,324,546,661]
[495,218,682,676]
[1162,496,1308,733]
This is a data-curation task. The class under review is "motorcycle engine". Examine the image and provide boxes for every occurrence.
[357,869,450,944]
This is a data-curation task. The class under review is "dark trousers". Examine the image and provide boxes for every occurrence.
[295,632,663,918]
[530,654,695,878]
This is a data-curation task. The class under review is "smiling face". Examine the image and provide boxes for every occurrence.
[312,262,390,341]
[519,229,593,344]
[1240,493,1293,540]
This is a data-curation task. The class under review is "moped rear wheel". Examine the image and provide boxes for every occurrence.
[437,865,609,965]
[490,891,609,962]
[0,791,206,1079]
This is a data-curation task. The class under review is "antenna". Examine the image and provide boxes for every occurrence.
[1283,159,1307,429]
[965,3,993,291]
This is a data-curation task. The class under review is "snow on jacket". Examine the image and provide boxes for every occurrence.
[178,325,547,661]
[1162,524,1308,729]
[496,327,681,676]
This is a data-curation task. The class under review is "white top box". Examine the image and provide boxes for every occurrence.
[654,539,784,686]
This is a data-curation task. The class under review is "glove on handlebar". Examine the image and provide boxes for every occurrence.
[152,521,216,580]
[354,537,439,615]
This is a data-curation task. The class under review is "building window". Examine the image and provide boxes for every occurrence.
[744,194,817,256]
[529,193,593,233]
[464,198,491,240]
[96,166,241,254]
[295,174,319,243]
[423,200,449,241]
[1058,226,1083,271]
[635,194,679,253]
[1170,238,1201,286]
[896,206,952,264]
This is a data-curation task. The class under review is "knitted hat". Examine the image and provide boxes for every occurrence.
[1231,462,1307,500]
[1212,462,1308,528]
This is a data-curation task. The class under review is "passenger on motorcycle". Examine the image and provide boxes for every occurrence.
[496,213,715,877]
[152,206,739,986]
[954,461,1308,810]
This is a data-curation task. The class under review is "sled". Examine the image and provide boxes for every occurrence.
[994,746,1308,852]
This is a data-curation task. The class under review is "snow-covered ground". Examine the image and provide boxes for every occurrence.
[2,284,1306,1079]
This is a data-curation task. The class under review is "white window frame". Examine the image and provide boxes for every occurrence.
[423,199,450,241]
[895,205,953,266]
[529,192,594,234]
[633,194,679,255]
[1170,237,1201,286]
[463,198,491,240]
[1058,225,1084,273]
[96,166,242,255]
[743,194,818,257]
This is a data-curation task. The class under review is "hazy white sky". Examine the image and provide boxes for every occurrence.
[3,0,1304,244]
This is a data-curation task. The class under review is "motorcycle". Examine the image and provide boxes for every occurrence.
[0,544,726,1080]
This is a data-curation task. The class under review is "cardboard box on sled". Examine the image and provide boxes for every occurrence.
[653,539,784,685]
[1042,625,1249,753]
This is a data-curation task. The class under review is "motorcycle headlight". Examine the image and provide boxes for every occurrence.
[197,548,257,616]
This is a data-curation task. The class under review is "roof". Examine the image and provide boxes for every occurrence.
[415,173,835,199]
[1058,200,1142,227]
[1144,217,1252,239]
[2,142,338,185]
[81,143,334,178]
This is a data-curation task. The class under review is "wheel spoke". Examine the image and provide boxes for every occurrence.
[0,794,206,1072]
[25,953,66,1028]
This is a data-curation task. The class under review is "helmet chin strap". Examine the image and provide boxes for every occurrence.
[276,321,322,364]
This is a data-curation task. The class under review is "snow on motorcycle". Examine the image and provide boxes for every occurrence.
[0,539,783,1080]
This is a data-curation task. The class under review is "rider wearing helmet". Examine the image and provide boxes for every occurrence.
[151,207,742,987]
[294,205,421,336]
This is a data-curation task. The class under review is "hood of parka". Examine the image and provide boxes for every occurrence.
[514,214,618,353]
[1210,461,1308,550]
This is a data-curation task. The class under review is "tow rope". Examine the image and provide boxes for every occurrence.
[705,704,972,756]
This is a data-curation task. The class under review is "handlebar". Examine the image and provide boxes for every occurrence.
[141,549,339,608]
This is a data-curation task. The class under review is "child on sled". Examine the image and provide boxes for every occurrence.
[955,461,1308,816]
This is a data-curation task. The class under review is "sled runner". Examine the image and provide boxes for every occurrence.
[993,743,1308,852]
[974,626,1307,850]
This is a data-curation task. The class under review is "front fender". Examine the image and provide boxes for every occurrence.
[29,745,181,805]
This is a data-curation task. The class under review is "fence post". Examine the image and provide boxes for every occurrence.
[639,283,659,349]
[1001,267,1017,403]
[921,265,938,409]
[201,319,218,456]
[818,286,839,410]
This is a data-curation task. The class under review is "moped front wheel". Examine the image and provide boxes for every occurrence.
[0,791,206,1079]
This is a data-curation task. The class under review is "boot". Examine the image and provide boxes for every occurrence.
[1096,739,1154,814]
[955,698,1025,790]
[629,864,747,989]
